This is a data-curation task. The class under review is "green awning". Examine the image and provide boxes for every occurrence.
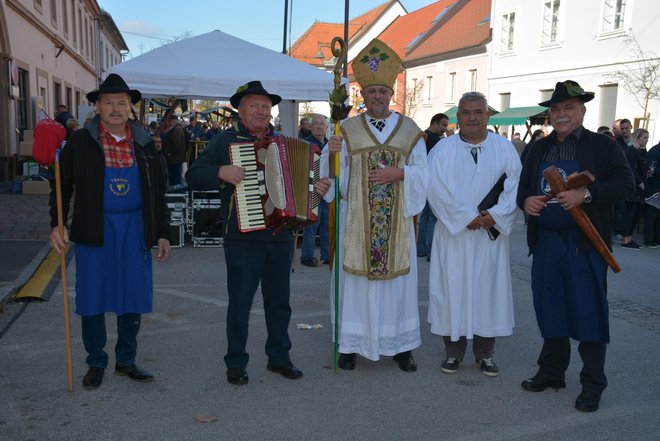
[488,106,548,126]
[444,106,458,124]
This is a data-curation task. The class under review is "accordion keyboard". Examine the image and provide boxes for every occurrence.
[230,142,266,232]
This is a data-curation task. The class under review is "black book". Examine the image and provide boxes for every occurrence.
[477,173,507,240]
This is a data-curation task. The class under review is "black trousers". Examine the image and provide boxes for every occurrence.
[81,313,141,368]
[223,238,294,369]
[536,338,608,395]
[443,335,495,361]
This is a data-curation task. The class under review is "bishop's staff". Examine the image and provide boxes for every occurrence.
[328,36,351,371]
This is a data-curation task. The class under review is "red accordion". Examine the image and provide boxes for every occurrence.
[229,134,321,233]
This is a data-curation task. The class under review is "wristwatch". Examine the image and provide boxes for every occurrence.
[583,188,592,203]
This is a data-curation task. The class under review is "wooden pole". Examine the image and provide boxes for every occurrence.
[54,151,74,392]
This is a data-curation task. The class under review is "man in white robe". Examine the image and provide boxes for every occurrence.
[427,92,521,377]
[316,39,428,371]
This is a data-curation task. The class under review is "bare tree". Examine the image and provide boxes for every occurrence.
[403,78,425,119]
[607,33,660,129]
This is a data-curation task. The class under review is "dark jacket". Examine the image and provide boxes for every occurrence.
[624,145,648,201]
[516,128,635,254]
[49,116,170,248]
[185,120,292,242]
[423,129,440,153]
[162,124,187,164]
[647,143,660,190]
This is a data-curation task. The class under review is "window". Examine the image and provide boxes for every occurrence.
[448,72,457,103]
[541,0,560,45]
[50,0,57,24]
[539,89,553,103]
[425,76,433,103]
[78,11,83,53]
[34,0,43,13]
[53,81,62,108]
[500,92,511,111]
[89,23,94,62]
[469,69,478,91]
[84,17,88,56]
[72,2,77,46]
[501,12,515,52]
[598,84,618,126]
[602,0,626,33]
[16,68,29,132]
[62,0,68,35]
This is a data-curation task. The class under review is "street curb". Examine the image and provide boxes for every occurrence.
[0,243,52,311]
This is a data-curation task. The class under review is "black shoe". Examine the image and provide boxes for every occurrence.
[393,351,417,372]
[301,257,319,267]
[82,366,105,390]
[521,375,566,392]
[226,367,249,385]
[338,353,357,370]
[321,259,330,265]
[575,391,601,412]
[114,363,154,382]
[267,362,303,379]
[440,357,461,374]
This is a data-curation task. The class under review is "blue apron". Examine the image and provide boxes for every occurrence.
[74,162,153,316]
[531,159,609,342]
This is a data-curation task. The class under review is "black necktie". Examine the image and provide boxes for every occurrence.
[471,147,478,164]
[370,119,385,132]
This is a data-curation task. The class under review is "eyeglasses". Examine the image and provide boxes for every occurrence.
[312,122,326,126]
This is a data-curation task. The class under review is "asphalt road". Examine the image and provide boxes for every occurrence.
[1,220,659,441]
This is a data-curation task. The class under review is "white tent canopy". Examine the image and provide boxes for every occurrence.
[107,30,333,102]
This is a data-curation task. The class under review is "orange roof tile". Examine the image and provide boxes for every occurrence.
[377,0,458,60]
[404,0,491,62]
[290,1,399,66]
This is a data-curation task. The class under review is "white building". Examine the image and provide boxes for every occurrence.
[489,0,660,143]
[0,0,126,182]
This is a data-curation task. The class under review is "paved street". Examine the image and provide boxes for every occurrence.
[1,189,659,441]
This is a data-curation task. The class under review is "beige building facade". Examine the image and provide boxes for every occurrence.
[0,0,126,182]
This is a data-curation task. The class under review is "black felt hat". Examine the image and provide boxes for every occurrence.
[86,73,142,104]
[539,80,595,107]
[230,81,282,108]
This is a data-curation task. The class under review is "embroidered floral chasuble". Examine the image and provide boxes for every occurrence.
[340,114,422,280]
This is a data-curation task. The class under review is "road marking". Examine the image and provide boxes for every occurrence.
[14,245,72,300]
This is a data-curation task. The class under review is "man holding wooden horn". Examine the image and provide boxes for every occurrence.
[517,80,634,412]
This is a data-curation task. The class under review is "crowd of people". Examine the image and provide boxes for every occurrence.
[46,39,655,416]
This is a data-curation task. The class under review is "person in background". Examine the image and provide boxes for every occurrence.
[621,128,650,250]
[298,117,311,139]
[55,104,75,139]
[520,129,546,165]
[645,137,660,247]
[162,115,187,187]
[511,132,526,157]
[417,113,449,260]
[48,73,170,391]
[186,80,303,386]
[517,80,634,413]
[427,92,521,378]
[316,39,428,373]
[66,119,80,140]
[206,121,221,141]
[300,113,330,267]
[613,118,632,240]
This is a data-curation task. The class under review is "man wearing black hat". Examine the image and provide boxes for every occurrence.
[186,80,303,385]
[517,80,634,412]
[49,73,171,390]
